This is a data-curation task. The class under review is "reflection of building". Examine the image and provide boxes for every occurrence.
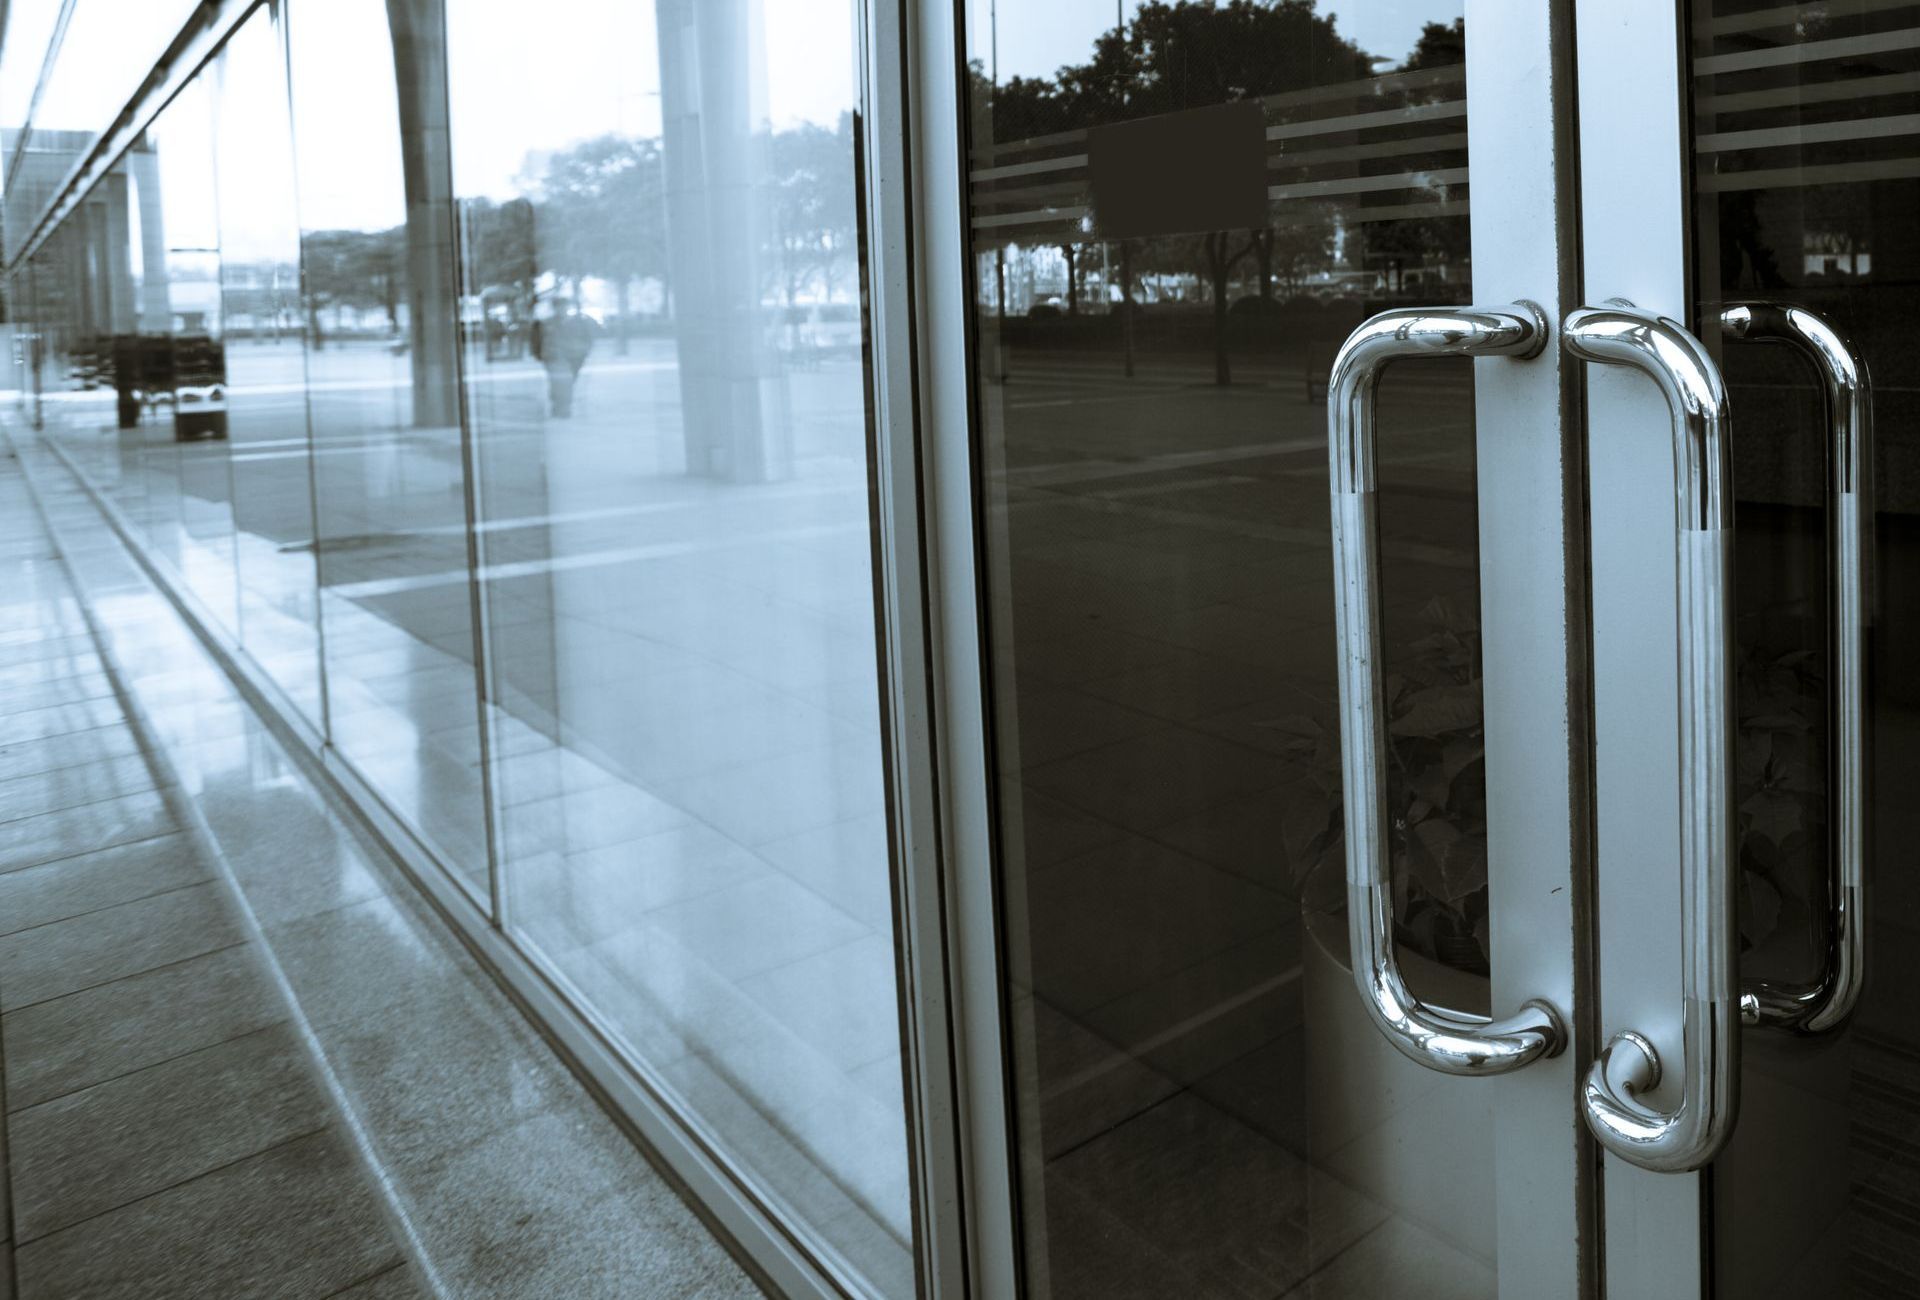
[1805,229,1870,278]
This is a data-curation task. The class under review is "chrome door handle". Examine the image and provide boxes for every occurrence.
[1566,301,1738,1173]
[1718,303,1870,1036]
[1326,303,1566,1077]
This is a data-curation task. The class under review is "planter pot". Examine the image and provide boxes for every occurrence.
[1302,907,1496,1266]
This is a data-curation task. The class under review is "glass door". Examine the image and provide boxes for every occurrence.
[949,3,1591,1295]
[1575,1,1920,1294]
[1688,7,1920,1292]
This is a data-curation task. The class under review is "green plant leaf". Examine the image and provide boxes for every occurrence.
[1279,783,1336,874]
[1408,763,1453,811]
[1441,829,1488,904]
[1740,787,1807,848]
[1388,683,1481,738]
[1441,738,1483,782]
[1740,869,1782,951]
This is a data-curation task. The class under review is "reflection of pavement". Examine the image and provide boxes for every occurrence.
[985,344,1492,1294]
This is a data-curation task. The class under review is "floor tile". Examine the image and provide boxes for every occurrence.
[327,1263,428,1299]
[402,1109,753,1300]
[0,671,116,720]
[1052,1091,1384,1299]
[0,789,177,878]
[0,881,242,1011]
[645,874,868,982]
[0,695,123,747]
[11,1129,404,1300]
[0,723,143,786]
[0,752,163,827]
[317,981,578,1175]
[0,834,208,938]
[1277,1216,1493,1299]
[2,943,284,1109]
[267,895,477,1029]
[9,1024,331,1240]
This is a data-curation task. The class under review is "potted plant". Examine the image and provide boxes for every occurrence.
[1271,593,1492,980]
[1267,595,1826,1259]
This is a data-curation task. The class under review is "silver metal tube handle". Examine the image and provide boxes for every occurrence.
[1326,303,1565,1077]
[1719,302,1870,1036]
[1566,301,1739,1173]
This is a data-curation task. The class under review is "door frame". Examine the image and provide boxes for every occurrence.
[1573,2,1714,1295]
[893,0,1600,1294]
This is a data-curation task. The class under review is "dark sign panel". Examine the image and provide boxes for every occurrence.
[1088,100,1268,239]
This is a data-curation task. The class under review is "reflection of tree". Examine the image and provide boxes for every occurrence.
[302,228,403,346]
[461,196,537,325]
[476,121,858,346]
[975,4,1480,382]
[980,0,1377,383]
[532,135,668,352]
[768,117,857,311]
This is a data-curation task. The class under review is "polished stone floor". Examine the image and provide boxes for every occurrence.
[0,442,763,1298]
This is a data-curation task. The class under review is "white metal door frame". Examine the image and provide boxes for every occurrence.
[889,0,1601,1294]
[1573,2,1716,1296]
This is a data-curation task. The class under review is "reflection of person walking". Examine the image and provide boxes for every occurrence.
[532,302,595,418]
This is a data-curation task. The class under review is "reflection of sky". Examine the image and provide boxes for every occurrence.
[31,0,201,133]
[970,0,1461,81]
[7,0,859,232]
[0,0,62,130]
[449,0,856,202]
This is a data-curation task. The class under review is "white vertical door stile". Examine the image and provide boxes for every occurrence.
[1465,2,1595,1294]
[1573,1,1711,1295]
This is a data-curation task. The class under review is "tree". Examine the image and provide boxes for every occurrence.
[530,134,669,353]
[301,228,402,347]
[767,116,858,310]
[976,0,1377,382]
[461,196,538,319]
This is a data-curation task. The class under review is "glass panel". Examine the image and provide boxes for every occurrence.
[287,0,491,893]
[31,0,202,145]
[123,78,240,632]
[964,3,1494,1295]
[6,1,202,266]
[2,0,67,263]
[445,0,910,1289]
[1,0,63,219]
[216,6,323,726]
[1688,4,1920,1294]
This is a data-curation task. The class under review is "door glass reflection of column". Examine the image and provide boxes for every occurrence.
[1689,5,1920,1295]
[444,1,911,1290]
[964,4,1494,1295]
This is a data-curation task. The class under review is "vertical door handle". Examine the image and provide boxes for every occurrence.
[1326,303,1566,1076]
[1566,301,1739,1173]
[1718,303,1870,1036]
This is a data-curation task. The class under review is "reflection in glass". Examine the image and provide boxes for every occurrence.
[287,0,490,894]
[966,3,1490,1295]
[1691,4,1920,1294]
[135,78,240,633]
[4,1,201,264]
[217,7,324,727]
[446,0,909,1289]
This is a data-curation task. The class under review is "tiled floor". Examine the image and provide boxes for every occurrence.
[0,443,764,1299]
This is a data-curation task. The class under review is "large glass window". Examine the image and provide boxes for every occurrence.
[4,2,915,1290]
[445,0,909,1289]
[140,78,239,634]
[287,0,491,893]
[217,6,324,727]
